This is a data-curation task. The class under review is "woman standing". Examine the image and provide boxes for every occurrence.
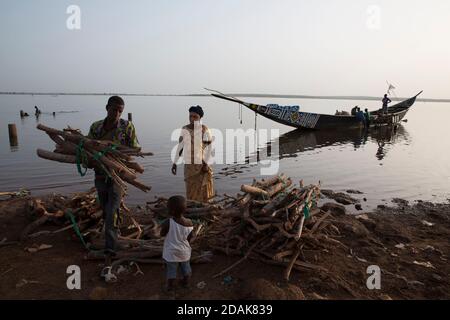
[171,106,214,203]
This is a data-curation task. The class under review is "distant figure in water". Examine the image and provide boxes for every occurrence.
[52,112,56,117]
[20,110,29,117]
[382,94,391,115]
[364,108,371,127]
[34,106,41,116]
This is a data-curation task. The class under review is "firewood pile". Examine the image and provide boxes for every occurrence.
[204,174,340,281]
[18,172,342,280]
[0,189,30,201]
[36,124,153,193]
[21,189,108,242]
[19,189,217,266]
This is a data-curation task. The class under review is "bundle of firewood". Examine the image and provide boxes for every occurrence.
[20,190,215,266]
[205,174,339,281]
[18,172,342,279]
[36,124,152,193]
[21,189,103,242]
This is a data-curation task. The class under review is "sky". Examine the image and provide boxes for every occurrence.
[0,0,449,98]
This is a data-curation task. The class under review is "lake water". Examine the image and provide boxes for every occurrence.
[1,94,449,210]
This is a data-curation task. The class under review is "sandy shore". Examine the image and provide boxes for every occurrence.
[0,193,449,300]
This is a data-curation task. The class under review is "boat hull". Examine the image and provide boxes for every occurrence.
[211,91,422,130]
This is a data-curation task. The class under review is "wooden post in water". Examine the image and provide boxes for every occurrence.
[8,124,18,146]
[128,113,132,122]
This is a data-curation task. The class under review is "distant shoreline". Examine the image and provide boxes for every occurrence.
[0,91,449,103]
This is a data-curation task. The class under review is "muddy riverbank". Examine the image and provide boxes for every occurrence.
[0,192,449,300]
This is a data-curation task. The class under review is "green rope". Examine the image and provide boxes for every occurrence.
[76,141,118,179]
[93,144,117,161]
[303,203,311,220]
[76,141,89,176]
[65,209,89,250]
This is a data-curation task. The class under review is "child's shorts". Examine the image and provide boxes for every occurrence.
[165,260,192,280]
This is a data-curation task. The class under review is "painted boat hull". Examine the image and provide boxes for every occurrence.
[211,91,422,130]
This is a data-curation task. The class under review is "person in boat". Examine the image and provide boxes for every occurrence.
[87,96,140,281]
[364,108,371,127]
[382,94,391,115]
[356,108,366,126]
[351,106,359,116]
[172,106,214,203]
[335,110,349,116]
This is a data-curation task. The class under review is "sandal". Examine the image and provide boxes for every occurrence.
[100,266,117,283]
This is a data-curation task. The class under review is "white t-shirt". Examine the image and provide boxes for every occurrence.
[162,218,194,262]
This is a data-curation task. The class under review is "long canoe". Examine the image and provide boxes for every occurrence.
[210,91,423,130]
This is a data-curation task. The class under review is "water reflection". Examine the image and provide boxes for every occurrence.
[370,125,409,161]
[257,125,409,162]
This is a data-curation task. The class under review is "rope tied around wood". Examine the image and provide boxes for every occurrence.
[76,139,119,179]
[65,209,89,250]
[76,140,89,176]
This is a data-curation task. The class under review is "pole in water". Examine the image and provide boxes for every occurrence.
[128,113,132,122]
[8,124,18,147]
[20,110,24,117]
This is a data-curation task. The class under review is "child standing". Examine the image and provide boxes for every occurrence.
[161,195,194,291]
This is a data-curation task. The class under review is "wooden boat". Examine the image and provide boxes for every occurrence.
[210,91,423,130]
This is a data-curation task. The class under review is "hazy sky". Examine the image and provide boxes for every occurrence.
[1,0,449,97]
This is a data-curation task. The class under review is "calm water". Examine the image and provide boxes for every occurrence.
[1,95,449,210]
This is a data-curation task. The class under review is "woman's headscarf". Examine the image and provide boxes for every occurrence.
[189,105,204,118]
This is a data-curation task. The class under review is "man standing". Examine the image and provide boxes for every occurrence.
[364,108,371,127]
[382,94,392,115]
[356,108,366,126]
[87,96,140,280]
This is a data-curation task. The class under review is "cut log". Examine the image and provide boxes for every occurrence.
[240,184,269,198]
[37,149,76,164]
[266,178,292,197]
[284,248,301,281]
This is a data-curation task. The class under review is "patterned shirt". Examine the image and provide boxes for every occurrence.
[87,118,140,148]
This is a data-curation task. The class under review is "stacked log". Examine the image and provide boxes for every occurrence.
[205,174,336,281]
[20,190,218,265]
[36,124,152,193]
[18,174,341,280]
